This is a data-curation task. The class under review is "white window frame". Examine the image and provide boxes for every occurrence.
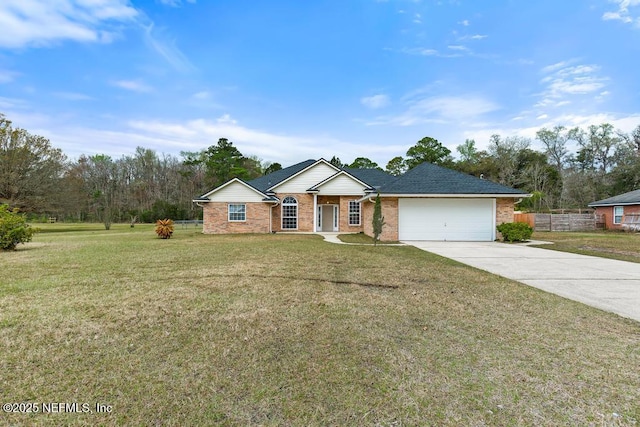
[348,201,361,226]
[228,204,246,222]
[282,196,298,230]
[613,206,624,224]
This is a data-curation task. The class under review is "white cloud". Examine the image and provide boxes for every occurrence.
[117,115,401,165]
[0,1,194,73]
[400,47,439,56]
[459,19,470,26]
[0,0,138,48]
[0,96,29,110]
[361,94,390,109]
[52,92,94,101]
[603,0,640,27]
[535,62,609,108]
[158,0,197,6]
[368,94,500,127]
[142,22,196,73]
[111,80,153,93]
[192,91,211,100]
[0,69,19,84]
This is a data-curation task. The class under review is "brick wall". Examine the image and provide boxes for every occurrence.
[339,196,365,233]
[496,198,515,225]
[595,205,640,230]
[202,202,270,234]
[271,193,315,232]
[363,196,398,241]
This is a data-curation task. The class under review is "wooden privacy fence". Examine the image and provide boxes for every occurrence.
[513,213,597,232]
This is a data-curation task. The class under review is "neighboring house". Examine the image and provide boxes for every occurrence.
[588,189,640,230]
[194,159,529,241]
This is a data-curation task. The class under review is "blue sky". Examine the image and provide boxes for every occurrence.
[1,0,639,167]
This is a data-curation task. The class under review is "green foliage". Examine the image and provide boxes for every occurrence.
[329,156,344,168]
[0,205,37,250]
[406,136,453,169]
[496,222,533,243]
[517,191,545,212]
[0,114,67,212]
[155,219,174,239]
[348,157,381,170]
[140,200,189,223]
[385,156,407,176]
[456,139,479,164]
[263,162,283,175]
[372,194,385,246]
[185,138,260,189]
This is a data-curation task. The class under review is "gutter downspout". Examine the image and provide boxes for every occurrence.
[270,200,280,233]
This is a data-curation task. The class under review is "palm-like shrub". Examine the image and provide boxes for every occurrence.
[155,219,174,239]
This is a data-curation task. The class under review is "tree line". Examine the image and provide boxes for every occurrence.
[1,113,639,226]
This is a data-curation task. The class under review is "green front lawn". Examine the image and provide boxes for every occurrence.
[1,224,639,425]
[532,230,640,263]
[337,232,400,245]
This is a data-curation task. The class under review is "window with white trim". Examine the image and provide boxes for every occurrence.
[282,196,298,229]
[228,204,246,221]
[348,201,361,226]
[614,206,624,224]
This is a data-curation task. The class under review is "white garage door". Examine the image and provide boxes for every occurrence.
[398,198,495,241]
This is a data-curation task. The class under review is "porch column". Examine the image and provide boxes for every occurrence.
[313,193,318,232]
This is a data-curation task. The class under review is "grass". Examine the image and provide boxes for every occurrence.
[532,230,640,263]
[1,224,639,426]
[337,232,400,245]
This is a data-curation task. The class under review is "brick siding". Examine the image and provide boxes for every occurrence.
[271,193,315,232]
[363,197,399,241]
[496,198,515,225]
[202,202,270,234]
[595,205,640,230]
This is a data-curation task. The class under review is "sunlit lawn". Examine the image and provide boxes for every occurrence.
[1,224,638,426]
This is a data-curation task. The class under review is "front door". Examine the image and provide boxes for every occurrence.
[319,205,339,232]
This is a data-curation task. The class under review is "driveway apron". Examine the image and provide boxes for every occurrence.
[405,241,640,323]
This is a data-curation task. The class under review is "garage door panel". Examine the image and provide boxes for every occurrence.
[399,198,494,241]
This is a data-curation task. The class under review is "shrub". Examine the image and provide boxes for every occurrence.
[0,205,38,250]
[155,219,174,239]
[372,193,385,246]
[497,222,533,242]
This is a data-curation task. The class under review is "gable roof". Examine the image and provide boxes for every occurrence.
[588,189,640,207]
[377,162,527,196]
[247,159,317,193]
[307,170,373,192]
[194,177,273,202]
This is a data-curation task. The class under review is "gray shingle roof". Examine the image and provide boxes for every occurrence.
[377,162,527,195]
[588,189,640,206]
[247,159,317,192]
[342,167,396,189]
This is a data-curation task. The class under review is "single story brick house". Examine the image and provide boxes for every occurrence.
[588,189,640,230]
[194,159,529,241]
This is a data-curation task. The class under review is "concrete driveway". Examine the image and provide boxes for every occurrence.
[405,241,640,323]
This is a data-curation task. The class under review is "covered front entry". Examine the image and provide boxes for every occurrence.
[318,205,339,232]
[398,198,495,241]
